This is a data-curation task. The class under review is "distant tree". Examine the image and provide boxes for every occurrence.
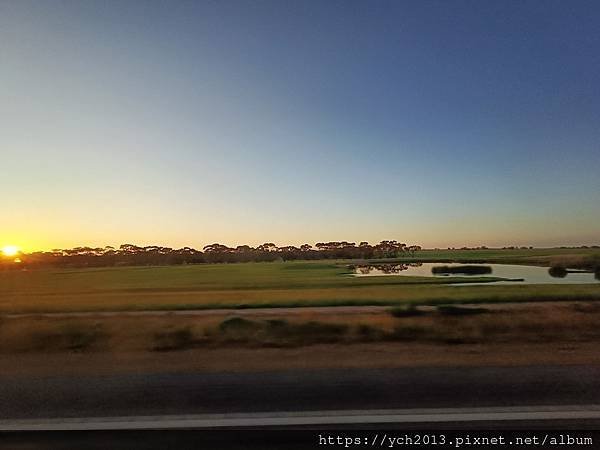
[9,238,422,269]
[407,245,422,255]
[203,243,233,253]
[257,243,278,252]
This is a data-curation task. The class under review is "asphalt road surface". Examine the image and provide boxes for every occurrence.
[2,365,600,420]
[2,365,600,448]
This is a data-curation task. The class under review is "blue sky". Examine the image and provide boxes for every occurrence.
[1,0,599,251]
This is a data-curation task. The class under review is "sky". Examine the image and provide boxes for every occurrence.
[1,0,599,252]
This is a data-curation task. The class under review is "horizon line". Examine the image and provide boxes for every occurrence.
[11,242,600,255]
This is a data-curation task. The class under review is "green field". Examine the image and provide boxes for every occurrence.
[1,248,599,313]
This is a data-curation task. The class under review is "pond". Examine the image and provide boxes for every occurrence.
[352,262,600,285]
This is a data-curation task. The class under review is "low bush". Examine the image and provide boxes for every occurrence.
[216,317,264,343]
[265,321,348,346]
[213,317,349,346]
[62,324,106,351]
[152,326,195,351]
[265,319,288,328]
[355,324,385,341]
[293,321,347,338]
[388,325,430,341]
[30,323,107,352]
[389,305,426,317]
[436,305,489,316]
[219,317,260,332]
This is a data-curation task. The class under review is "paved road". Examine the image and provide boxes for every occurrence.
[4,405,600,430]
[2,365,599,420]
[3,366,600,448]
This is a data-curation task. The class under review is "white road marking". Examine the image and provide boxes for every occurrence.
[2,405,600,430]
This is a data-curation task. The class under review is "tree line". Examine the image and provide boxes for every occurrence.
[3,241,422,269]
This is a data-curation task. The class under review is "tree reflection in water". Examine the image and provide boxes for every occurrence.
[355,263,423,274]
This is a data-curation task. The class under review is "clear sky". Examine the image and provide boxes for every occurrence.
[1,0,599,252]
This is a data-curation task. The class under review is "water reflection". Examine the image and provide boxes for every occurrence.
[355,263,423,275]
[548,266,568,278]
[431,265,492,275]
[353,262,600,285]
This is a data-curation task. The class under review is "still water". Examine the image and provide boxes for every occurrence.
[353,262,600,285]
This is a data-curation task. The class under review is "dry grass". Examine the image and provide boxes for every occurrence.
[1,302,600,354]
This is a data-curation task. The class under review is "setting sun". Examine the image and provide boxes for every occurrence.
[2,245,20,257]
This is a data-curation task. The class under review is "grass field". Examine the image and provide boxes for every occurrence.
[375,247,600,265]
[1,248,599,314]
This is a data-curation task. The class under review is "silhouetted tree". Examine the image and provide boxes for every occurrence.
[3,239,423,269]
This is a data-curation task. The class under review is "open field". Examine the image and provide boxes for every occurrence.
[2,250,599,375]
[1,252,599,313]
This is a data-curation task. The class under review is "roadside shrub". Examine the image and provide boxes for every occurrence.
[283,321,348,345]
[388,325,429,341]
[219,317,261,331]
[153,326,195,351]
[30,323,107,352]
[355,324,385,341]
[213,317,349,346]
[434,329,481,345]
[62,324,106,351]
[436,305,489,316]
[389,305,426,318]
[218,317,262,342]
[293,321,347,335]
[259,320,348,346]
[265,319,289,329]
